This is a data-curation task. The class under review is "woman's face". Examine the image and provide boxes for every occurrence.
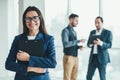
[25,11,40,32]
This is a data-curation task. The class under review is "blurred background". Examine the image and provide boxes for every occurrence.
[0,0,120,80]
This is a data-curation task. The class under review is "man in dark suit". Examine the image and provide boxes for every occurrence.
[86,16,113,80]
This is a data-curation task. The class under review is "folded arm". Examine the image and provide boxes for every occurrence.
[5,36,28,75]
[28,36,57,68]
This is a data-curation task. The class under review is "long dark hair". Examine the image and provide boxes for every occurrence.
[22,6,47,34]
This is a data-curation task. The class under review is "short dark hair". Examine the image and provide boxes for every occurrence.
[69,13,79,19]
[23,6,47,34]
[96,16,104,23]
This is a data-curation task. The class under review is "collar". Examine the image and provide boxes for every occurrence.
[96,28,103,33]
[35,32,43,40]
[23,32,43,40]
[67,25,74,31]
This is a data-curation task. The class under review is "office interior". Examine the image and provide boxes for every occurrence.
[0,0,120,80]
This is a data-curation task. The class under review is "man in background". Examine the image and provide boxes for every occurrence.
[61,13,85,80]
[86,16,113,80]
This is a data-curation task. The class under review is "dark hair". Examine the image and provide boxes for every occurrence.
[96,16,104,23]
[22,6,47,34]
[69,13,79,19]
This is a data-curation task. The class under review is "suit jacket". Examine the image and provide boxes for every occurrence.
[87,28,113,64]
[5,32,57,80]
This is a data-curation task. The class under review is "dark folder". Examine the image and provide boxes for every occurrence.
[91,35,101,44]
[18,39,44,57]
[18,39,45,76]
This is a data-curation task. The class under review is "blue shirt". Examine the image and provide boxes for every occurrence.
[61,26,80,48]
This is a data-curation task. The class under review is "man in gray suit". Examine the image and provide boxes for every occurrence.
[86,16,113,80]
[61,13,85,80]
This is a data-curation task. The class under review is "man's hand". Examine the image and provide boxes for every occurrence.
[89,44,94,48]
[93,38,103,46]
[79,46,84,51]
[80,39,86,43]
[17,50,30,61]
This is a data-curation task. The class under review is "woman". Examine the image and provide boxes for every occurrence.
[5,6,57,80]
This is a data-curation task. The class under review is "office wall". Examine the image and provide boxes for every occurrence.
[0,0,18,79]
[0,0,9,78]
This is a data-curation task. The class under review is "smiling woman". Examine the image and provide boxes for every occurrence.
[25,11,41,36]
[5,6,57,80]
[22,6,47,35]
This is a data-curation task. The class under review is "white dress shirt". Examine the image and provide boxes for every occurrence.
[93,28,103,54]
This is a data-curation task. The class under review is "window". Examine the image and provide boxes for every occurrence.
[45,0,67,46]
[71,0,99,42]
[103,0,120,48]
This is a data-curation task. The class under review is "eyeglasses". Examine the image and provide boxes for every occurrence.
[25,16,40,23]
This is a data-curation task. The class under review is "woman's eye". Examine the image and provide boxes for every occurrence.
[33,16,39,19]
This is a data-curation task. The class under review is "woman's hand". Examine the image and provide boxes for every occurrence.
[17,50,30,61]
[27,67,46,73]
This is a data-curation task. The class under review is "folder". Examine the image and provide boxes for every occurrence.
[18,39,45,76]
[91,35,101,44]
[18,39,44,57]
